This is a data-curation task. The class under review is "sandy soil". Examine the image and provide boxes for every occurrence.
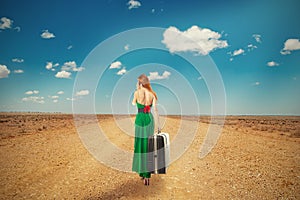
[0,113,299,199]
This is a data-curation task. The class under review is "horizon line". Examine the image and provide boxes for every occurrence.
[0,111,299,117]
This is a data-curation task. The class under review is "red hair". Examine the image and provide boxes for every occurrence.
[138,74,157,100]
[143,83,157,100]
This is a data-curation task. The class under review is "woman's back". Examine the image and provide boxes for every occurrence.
[135,87,154,106]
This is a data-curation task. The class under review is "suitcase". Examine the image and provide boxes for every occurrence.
[147,132,170,174]
[159,132,170,168]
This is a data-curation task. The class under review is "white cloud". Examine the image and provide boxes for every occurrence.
[109,61,122,69]
[25,90,39,95]
[124,44,130,51]
[66,97,75,101]
[13,69,24,73]
[0,17,13,29]
[127,0,141,9]
[247,44,257,51]
[72,66,85,72]
[252,34,262,43]
[45,62,53,70]
[12,58,24,63]
[14,26,21,32]
[41,30,55,39]
[252,82,260,86]
[57,91,64,95]
[232,48,244,56]
[117,68,127,75]
[61,61,84,72]
[148,71,171,80]
[267,61,279,67]
[53,99,58,103]
[0,65,10,78]
[280,50,290,55]
[280,39,300,55]
[63,61,76,69]
[22,96,45,104]
[49,95,59,99]
[162,26,228,55]
[55,70,71,79]
[45,62,59,70]
[76,90,89,96]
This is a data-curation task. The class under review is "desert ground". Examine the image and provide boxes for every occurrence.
[0,113,299,199]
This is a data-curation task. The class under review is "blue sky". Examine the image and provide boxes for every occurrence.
[0,0,299,115]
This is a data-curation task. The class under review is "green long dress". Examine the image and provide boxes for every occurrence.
[132,102,154,178]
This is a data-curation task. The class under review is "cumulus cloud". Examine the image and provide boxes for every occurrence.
[49,95,59,99]
[57,91,64,95]
[252,34,262,43]
[22,96,45,104]
[247,44,257,51]
[41,30,55,39]
[148,71,171,80]
[55,70,71,79]
[280,39,300,55]
[53,99,58,103]
[0,17,13,29]
[127,0,141,9]
[117,68,127,75]
[76,90,89,96]
[109,61,122,69]
[162,26,228,55]
[12,58,24,63]
[61,61,84,72]
[25,90,39,95]
[45,62,59,71]
[0,65,10,78]
[232,48,245,56]
[267,61,279,67]
[13,69,24,73]
[45,62,53,70]
[66,97,75,101]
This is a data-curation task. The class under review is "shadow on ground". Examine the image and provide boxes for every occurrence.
[86,175,165,200]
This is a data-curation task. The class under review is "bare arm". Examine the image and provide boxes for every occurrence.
[152,97,161,132]
[132,91,137,105]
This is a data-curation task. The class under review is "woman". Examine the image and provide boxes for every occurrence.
[132,74,160,186]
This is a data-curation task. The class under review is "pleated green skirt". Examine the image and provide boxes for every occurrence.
[132,102,154,178]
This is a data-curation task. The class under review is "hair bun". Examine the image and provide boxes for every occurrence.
[138,74,149,85]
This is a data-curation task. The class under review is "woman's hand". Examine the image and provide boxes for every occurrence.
[158,126,161,133]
